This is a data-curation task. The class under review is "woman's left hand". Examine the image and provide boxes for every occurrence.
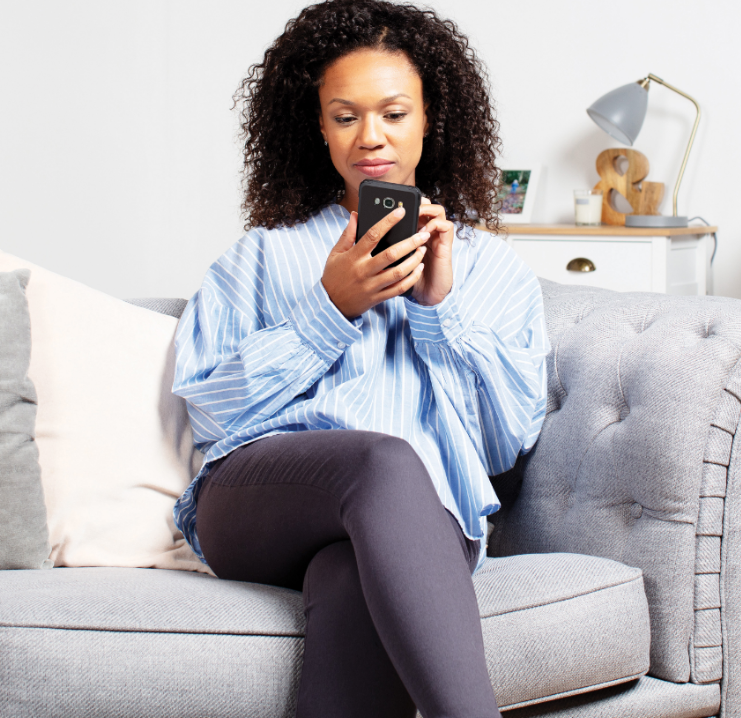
[409,198,455,306]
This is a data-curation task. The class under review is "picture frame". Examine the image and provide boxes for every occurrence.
[494,166,542,224]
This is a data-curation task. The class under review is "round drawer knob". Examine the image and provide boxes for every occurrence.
[566,257,596,273]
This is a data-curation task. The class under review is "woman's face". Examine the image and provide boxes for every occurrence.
[318,48,428,212]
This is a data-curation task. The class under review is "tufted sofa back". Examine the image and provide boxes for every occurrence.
[488,279,741,686]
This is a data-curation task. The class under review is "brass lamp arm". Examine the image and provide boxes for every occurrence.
[639,73,701,217]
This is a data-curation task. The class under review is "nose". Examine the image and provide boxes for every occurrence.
[358,114,385,150]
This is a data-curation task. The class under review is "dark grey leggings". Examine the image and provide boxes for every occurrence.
[196,430,501,718]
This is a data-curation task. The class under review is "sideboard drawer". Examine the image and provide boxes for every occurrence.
[510,237,654,292]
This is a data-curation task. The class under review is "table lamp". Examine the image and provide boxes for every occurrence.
[587,73,701,228]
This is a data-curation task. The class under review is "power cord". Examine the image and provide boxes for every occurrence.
[688,216,718,264]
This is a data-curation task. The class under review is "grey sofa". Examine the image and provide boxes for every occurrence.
[2,278,740,718]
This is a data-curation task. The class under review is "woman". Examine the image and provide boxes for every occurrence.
[172,1,549,716]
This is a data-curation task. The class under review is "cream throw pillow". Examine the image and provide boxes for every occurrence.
[0,251,211,574]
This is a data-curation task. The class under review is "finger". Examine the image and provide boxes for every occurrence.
[377,261,425,301]
[370,230,430,272]
[419,202,445,220]
[422,217,455,238]
[332,211,358,254]
[420,197,432,205]
[418,207,446,232]
[358,206,406,253]
[374,246,427,290]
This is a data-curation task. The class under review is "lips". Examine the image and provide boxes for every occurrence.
[355,158,394,178]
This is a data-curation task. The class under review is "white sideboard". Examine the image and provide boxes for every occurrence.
[477,224,717,295]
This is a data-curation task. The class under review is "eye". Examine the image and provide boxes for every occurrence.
[386,112,408,121]
[333,115,357,125]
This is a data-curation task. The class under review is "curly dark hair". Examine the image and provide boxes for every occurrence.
[233,0,502,233]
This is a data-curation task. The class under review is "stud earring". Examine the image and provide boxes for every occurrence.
[324,140,328,146]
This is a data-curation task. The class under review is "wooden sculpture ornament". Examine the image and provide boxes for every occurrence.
[593,148,664,226]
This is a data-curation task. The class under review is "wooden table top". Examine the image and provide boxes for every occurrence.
[476,223,717,237]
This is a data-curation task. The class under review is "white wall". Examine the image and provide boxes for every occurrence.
[1,0,739,299]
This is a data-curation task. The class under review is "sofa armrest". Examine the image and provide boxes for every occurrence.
[720,423,741,718]
[488,279,741,696]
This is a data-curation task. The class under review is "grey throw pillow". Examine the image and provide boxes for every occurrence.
[0,269,52,569]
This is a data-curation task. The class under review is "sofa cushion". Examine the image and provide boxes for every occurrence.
[473,553,650,710]
[0,251,207,573]
[503,676,719,718]
[0,566,304,636]
[0,269,51,569]
[125,297,188,319]
[0,552,649,716]
[489,280,741,684]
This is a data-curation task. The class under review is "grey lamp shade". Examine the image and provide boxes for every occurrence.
[587,82,649,145]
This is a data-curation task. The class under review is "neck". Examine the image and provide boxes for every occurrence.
[340,187,359,214]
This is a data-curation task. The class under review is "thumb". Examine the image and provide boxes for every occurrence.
[332,211,358,254]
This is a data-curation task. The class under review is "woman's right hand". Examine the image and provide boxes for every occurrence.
[322,209,430,319]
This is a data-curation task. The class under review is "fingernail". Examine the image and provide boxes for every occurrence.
[418,231,430,241]
[393,207,405,217]
[419,246,427,255]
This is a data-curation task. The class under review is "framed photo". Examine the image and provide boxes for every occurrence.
[494,166,542,224]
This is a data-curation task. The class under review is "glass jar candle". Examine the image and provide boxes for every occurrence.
[574,190,603,226]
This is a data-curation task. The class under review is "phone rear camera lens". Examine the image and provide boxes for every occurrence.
[375,198,380,204]
[383,198,394,209]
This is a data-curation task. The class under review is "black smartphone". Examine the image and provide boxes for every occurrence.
[355,179,423,269]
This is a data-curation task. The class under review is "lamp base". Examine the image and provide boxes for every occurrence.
[625,214,688,228]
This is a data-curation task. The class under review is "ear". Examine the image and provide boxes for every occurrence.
[423,103,430,138]
[318,114,327,143]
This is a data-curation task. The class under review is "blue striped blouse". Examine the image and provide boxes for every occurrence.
[172,203,550,571]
